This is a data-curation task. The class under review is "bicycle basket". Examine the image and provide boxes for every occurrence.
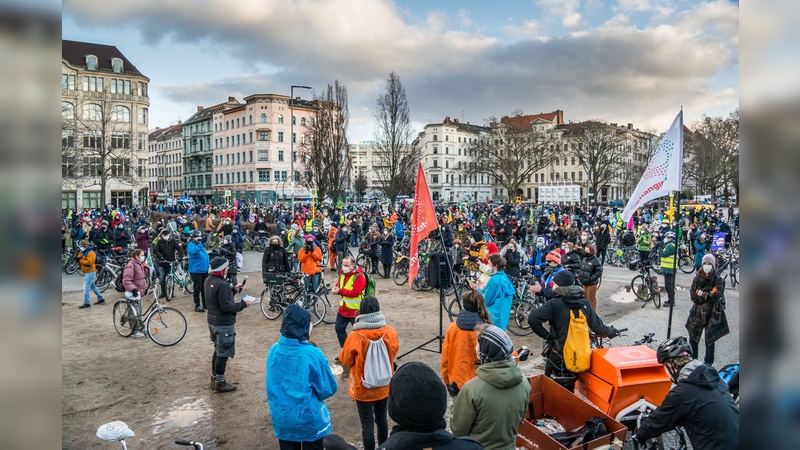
[263,272,285,284]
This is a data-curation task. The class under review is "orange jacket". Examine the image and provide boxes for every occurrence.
[77,249,97,274]
[441,322,479,389]
[338,325,399,402]
[297,246,322,275]
[327,226,338,250]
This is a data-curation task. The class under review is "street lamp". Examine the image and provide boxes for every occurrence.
[290,85,312,210]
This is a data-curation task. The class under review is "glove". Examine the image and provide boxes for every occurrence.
[131,289,139,298]
[610,327,620,337]
[446,382,460,397]
[633,433,647,445]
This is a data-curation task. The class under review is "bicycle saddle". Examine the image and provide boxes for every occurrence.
[97,421,135,441]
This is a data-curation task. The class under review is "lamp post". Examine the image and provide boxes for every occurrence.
[290,85,312,211]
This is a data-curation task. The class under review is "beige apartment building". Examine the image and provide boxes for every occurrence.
[61,40,150,210]
[148,122,184,202]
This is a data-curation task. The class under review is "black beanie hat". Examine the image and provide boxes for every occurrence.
[359,296,380,315]
[470,231,483,242]
[553,270,576,287]
[388,362,447,432]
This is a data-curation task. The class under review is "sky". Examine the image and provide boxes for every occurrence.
[62,0,739,140]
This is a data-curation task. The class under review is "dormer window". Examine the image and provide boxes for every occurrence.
[86,55,98,70]
[111,58,123,73]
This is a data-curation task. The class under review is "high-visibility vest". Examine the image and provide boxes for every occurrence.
[660,243,676,269]
[338,272,364,310]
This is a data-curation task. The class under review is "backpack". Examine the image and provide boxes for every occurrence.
[70,228,79,239]
[360,332,393,389]
[621,231,635,246]
[113,269,125,293]
[363,271,376,297]
[550,416,609,449]
[563,307,591,373]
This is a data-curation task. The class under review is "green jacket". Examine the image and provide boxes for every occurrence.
[451,358,530,450]
[637,229,651,251]
[286,237,304,256]
[659,242,676,274]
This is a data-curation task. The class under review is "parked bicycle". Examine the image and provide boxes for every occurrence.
[630,262,662,309]
[97,421,205,449]
[112,285,187,346]
[715,248,739,289]
[259,272,325,325]
[355,242,377,275]
[506,275,544,337]
[164,258,193,300]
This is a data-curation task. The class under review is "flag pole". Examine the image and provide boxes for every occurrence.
[666,108,684,339]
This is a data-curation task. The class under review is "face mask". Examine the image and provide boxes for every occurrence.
[79,247,86,253]
[581,236,587,242]
[454,245,460,249]
[164,235,171,241]
[537,243,544,248]
[270,243,280,250]
[561,246,567,251]
[139,255,146,262]
[232,230,238,234]
[702,264,713,273]
[342,266,352,274]
[259,220,264,223]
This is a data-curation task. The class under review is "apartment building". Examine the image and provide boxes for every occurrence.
[148,122,183,202]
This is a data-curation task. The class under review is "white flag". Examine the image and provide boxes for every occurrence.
[621,111,684,222]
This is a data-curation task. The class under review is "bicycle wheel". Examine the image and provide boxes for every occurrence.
[64,256,79,274]
[165,274,175,300]
[260,287,284,320]
[356,253,366,268]
[317,290,336,324]
[112,301,137,337]
[393,262,409,286]
[651,290,662,309]
[254,241,265,252]
[96,268,113,292]
[732,262,739,287]
[146,306,187,346]
[301,293,325,326]
[447,297,462,321]
[182,272,193,295]
[631,275,648,300]
[508,300,534,336]
[679,256,695,274]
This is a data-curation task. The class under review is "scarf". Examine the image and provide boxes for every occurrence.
[353,311,386,330]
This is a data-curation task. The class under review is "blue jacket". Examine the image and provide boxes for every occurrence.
[267,335,337,443]
[187,240,209,273]
[393,220,404,240]
[541,266,565,300]
[479,271,516,331]
[693,239,708,267]
[526,248,548,277]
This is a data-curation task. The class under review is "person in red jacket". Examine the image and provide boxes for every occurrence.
[122,249,148,338]
[331,256,367,349]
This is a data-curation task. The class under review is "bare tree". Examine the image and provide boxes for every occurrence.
[62,97,141,206]
[684,110,739,202]
[299,80,350,204]
[373,72,419,209]
[466,116,557,200]
[353,173,368,202]
[565,122,628,204]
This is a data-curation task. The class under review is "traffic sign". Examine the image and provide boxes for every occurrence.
[224,190,231,197]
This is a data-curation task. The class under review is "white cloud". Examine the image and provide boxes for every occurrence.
[503,20,545,37]
[458,9,474,28]
[536,0,585,30]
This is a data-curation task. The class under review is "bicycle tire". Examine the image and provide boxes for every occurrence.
[508,300,534,336]
[652,290,662,309]
[300,293,325,326]
[317,289,336,324]
[260,287,284,320]
[146,306,187,346]
[165,275,175,300]
[182,272,193,295]
[242,239,252,251]
[96,268,113,292]
[392,262,409,286]
[679,256,695,274]
[254,242,266,252]
[64,256,79,274]
[447,297,462,321]
[631,275,648,300]
[112,300,137,337]
[732,263,739,287]
[356,253,366,269]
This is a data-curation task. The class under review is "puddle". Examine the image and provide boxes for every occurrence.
[610,288,638,304]
[330,364,344,377]
[151,397,210,434]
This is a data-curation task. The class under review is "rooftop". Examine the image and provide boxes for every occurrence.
[62,40,145,77]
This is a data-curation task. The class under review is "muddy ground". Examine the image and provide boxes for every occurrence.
[62,255,678,449]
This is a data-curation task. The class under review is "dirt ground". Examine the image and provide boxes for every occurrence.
[62,261,643,449]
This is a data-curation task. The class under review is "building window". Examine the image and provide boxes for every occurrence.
[85,55,98,70]
[292,133,296,144]
[571,171,575,180]
[226,121,229,130]
[82,76,104,92]
[433,159,438,168]
[62,74,76,90]
[249,115,252,125]
[432,175,439,184]
[138,108,147,124]
[62,101,75,120]
[62,129,75,148]
[226,137,230,147]
[258,170,270,182]
[278,150,284,161]
[236,135,240,146]
[261,113,267,123]
[578,172,583,181]
[249,131,253,143]
[445,160,449,168]
[292,116,296,125]
[571,157,576,165]
[110,133,130,149]
[555,159,559,166]
[82,191,101,208]
[83,156,102,176]
[138,82,147,96]
[62,156,77,178]
[300,117,306,126]
[278,115,284,124]
[433,147,438,155]
[111,105,130,123]
[445,135,449,141]
[249,150,253,162]
[259,131,269,141]
[249,171,253,183]
[83,131,101,149]
[280,170,288,181]
[111,58,123,73]
[110,79,130,94]
[278,132,284,142]
[550,172,555,181]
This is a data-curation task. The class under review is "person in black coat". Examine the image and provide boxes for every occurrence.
[499,238,524,279]
[561,242,581,276]
[577,245,603,311]
[378,228,395,278]
[594,224,611,265]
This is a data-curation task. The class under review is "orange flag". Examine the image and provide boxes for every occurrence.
[409,164,438,287]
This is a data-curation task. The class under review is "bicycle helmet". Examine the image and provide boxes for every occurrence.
[664,231,676,239]
[656,336,692,364]
[190,230,202,238]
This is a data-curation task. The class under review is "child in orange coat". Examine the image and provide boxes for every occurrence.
[441,290,492,397]
[338,296,399,450]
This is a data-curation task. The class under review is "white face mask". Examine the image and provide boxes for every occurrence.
[139,255,146,262]
[342,266,353,274]
[163,235,171,241]
[702,264,713,273]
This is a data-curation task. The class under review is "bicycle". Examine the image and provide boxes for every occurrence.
[355,243,377,275]
[715,248,739,289]
[630,263,662,309]
[259,272,325,325]
[164,258,193,300]
[314,265,336,325]
[112,285,187,346]
[589,327,629,349]
[95,260,122,293]
[626,408,689,450]
[506,275,544,336]
[97,421,205,449]
[678,242,695,274]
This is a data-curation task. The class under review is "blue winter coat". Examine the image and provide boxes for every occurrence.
[526,248,548,277]
[187,240,209,274]
[693,239,709,267]
[479,271,516,331]
[266,336,337,443]
[393,220,404,240]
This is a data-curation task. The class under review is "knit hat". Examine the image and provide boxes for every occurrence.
[470,231,483,242]
[478,325,514,364]
[701,254,716,268]
[305,234,315,242]
[388,362,447,432]
[553,270,576,287]
[463,296,479,312]
[545,250,562,265]
[281,304,311,341]
[79,240,90,247]
[359,296,380,315]
[486,242,499,256]
[209,256,229,272]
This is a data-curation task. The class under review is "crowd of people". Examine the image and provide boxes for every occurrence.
[62,198,738,449]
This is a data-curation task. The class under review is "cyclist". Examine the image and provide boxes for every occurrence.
[91,220,113,253]
[187,230,210,312]
[121,249,147,337]
[636,223,652,263]
[659,231,677,307]
[529,250,565,302]
[154,229,185,299]
[633,337,739,450]
[526,237,549,278]
[527,270,618,391]
[261,235,291,284]
[230,226,243,253]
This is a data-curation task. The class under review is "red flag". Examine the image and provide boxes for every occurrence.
[409,164,438,287]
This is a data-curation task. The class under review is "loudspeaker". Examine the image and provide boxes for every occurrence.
[427,252,452,289]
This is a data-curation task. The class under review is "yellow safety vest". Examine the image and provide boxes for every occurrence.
[305,219,313,232]
[338,272,364,310]
[660,243,676,269]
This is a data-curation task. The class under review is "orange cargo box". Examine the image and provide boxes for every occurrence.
[516,375,627,450]
[576,345,672,419]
